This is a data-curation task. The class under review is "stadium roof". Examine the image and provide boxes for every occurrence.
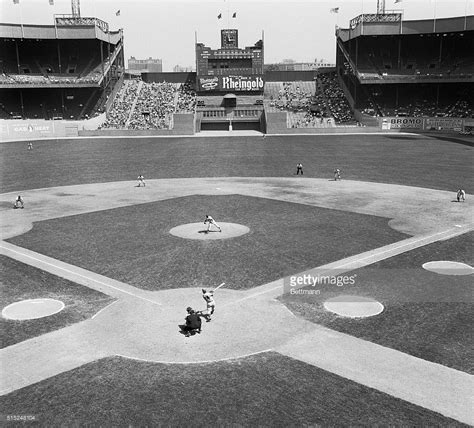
[337,14,474,42]
[0,20,122,44]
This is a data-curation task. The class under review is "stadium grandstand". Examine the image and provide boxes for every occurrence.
[336,11,474,125]
[0,8,124,123]
[1,5,473,138]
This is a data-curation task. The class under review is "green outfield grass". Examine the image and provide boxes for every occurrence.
[0,255,115,348]
[0,352,464,427]
[1,134,472,193]
[7,195,408,291]
[281,232,474,373]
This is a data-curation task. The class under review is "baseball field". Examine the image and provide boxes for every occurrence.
[0,132,472,426]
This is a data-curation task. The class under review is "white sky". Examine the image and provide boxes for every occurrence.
[0,0,472,71]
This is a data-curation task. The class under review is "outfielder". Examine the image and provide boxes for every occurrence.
[204,214,221,232]
[296,163,303,175]
[334,168,341,181]
[457,189,466,202]
[137,174,146,187]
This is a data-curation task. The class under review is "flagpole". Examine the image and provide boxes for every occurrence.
[433,0,437,32]
[17,0,24,39]
[464,0,468,31]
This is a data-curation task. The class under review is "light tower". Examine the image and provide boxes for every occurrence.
[71,0,81,17]
[377,0,386,14]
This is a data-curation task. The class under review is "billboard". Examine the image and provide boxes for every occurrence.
[197,75,264,92]
[425,118,463,131]
[387,117,424,129]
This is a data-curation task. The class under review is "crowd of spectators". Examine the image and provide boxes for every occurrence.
[99,79,140,129]
[176,82,197,112]
[128,82,176,130]
[100,80,197,130]
[374,97,473,118]
[268,82,313,112]
[317,72,357,124]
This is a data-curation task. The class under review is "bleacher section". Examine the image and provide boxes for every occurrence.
[100,81,197,130]
[264,77,357,126]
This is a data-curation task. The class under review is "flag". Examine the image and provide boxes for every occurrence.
[13,0,20,4]
[116,10,121,16]
[394,0,402,3]
[217,13,222,19]
[232,12,237,18]
[330,7,339,13]
[49,0,54,5]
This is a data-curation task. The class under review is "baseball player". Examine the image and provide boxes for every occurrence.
[13,195,24,209]
[334,168,341,181]
[457,189,466,202]
[200,288,216,322]
[204,215,221,232]
[137,174,146,187]
[179,307,202,337]
[296,163,303,175]
[27,142,33,150]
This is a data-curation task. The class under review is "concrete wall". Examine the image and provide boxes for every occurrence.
[79,113,195,137]
[265,112,288,134]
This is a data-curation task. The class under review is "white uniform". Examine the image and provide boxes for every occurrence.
[137,175,146,187]
[201,289,215,321]
[457,189,466,202]
[334,169,341,180]
[204,215,221,232]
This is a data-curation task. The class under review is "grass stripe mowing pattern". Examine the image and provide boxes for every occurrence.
[0,353,466,427]
[7,195,409,291]
[1,134,472,193]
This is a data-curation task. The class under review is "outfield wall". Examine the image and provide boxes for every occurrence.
[0,113,194,141]
[380,117,468,131]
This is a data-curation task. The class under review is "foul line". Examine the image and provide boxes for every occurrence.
[0,243,162,306]
[224,226,471,306]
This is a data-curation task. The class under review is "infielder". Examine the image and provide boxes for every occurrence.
[27,142,33,150]
[200,288,216,322]
[296,163,303,175]
[334,168,341,181]
[204,215,221,232]
[137,174,146,187]
[13,195,24,209]
[457,189,466,202]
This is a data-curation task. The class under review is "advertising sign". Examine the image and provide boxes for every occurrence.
[425,118,463,130]
[388,117,423,129]
[197,75,264,92]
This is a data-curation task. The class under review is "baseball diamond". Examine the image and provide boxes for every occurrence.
[0,2,473,426]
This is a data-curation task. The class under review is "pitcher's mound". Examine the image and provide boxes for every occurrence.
[324,295,384,318]
[2,298,65,320]
[170,222,250,240]
[422,261,473,276]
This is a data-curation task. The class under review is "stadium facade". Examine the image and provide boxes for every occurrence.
[0,16,124,130]
[336,14,474,130]
[0,13,473,139]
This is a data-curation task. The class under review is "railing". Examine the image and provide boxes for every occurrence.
[54,15,109,33]
[349,13,402,30]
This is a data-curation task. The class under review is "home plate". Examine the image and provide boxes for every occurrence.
[2,298,65,320]
[324,295,384,318]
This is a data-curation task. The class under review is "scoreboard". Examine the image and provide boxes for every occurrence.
[196,29,264,94]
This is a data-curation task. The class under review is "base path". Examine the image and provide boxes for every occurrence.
[1,178,473,424]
